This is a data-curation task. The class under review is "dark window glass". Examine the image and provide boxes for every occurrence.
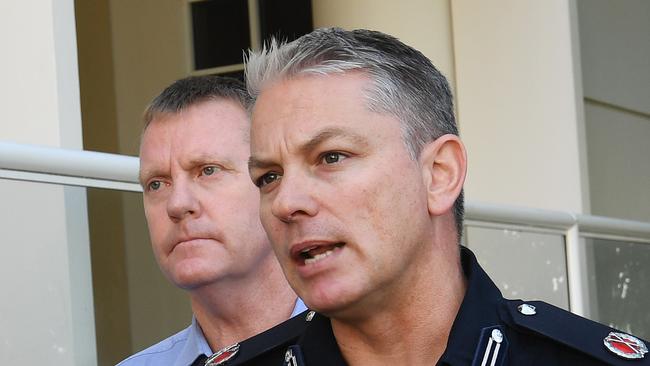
[258,0,313,44]
[191,0,251,70]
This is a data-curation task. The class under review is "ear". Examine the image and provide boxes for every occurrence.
[419,134,467,217]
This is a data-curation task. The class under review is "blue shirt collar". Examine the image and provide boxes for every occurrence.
[177,298,307,366]
[175,316,213,366]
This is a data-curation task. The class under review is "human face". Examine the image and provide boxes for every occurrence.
[249,73,434,315]
[140,99,272,290]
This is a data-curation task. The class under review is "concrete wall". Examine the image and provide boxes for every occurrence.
[0,1,96,364]
[451,0,590,213]
[312,0,455,89]
[108,0,193,354]
[578,0,650,223]
[75,1,133,364]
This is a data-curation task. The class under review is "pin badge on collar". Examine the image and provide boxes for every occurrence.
[305,310,315,322]
[206,343,240,365]
[604,332,648,360]
[517,303,536,316]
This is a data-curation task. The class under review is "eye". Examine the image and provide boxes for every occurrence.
[201,165,219,176]
[147,180,162,191]
[321,152,347,164]
[256,172,282,188]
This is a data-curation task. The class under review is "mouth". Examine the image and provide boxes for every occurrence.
[172,236,213,250]
[292,242,345,265]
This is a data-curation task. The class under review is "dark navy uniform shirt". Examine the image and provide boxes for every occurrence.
[210,247,649,365]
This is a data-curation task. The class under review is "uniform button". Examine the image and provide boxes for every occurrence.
[518,303,537,315]
[491,329,503,343]
[305,310,315,322]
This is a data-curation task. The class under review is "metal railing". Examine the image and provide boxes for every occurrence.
[2,140,650,317]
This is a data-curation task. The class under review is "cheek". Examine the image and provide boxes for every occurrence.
[352,166,425,246]
[259,196,279,232]
[144,209,167,250]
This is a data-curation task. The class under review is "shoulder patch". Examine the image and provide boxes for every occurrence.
[502,300,650,365]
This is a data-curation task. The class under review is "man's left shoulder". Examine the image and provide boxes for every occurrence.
[501,299,649,365]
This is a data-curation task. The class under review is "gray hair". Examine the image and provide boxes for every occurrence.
[245,28,464,239]
[142,75,252,130]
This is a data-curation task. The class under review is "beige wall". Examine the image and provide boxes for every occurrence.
[109,0,193,355]
[452,0,589,213]
[75,1,133,364]
[312,0,455,89]
[110,0,189,155]
[76,0,193,361]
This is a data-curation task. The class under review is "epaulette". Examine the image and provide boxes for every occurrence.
[206,310,313,366]
[502,300,649,365]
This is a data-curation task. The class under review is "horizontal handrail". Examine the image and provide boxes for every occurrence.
[2,141,650,240]
[0,141,139,183]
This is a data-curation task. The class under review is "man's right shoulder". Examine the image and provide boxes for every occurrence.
[211,310,312,366]
[116,326,192,366]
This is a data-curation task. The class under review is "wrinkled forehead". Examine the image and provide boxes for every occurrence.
[247,72,408,170]
[145,99,250,143]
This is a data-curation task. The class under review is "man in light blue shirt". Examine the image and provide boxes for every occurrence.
[117,76,306,366]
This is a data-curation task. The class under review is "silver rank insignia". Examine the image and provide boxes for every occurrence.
[284,345,305,366]
[205,343,240,365]
[604,331,648,360]
[472,326,509,366]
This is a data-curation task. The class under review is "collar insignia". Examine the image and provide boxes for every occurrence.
[284,345,305,366]
[604,332,648,360]
[205,343,240,365]
[472,326,508,366]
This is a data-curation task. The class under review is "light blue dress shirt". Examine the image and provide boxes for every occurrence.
[116,298,307,366]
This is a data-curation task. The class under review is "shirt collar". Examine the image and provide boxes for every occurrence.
[175,316,213,366]
[438,246,505,365]
[293,247,504,366]
[292,298,308,317]
[177,298,307,366]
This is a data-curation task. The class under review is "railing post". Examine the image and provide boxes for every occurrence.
[566,223,586,317]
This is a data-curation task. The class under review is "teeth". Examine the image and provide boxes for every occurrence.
[304,249,334,265]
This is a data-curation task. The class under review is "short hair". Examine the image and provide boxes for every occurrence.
[142,75,252,129]
[245,28,464,240]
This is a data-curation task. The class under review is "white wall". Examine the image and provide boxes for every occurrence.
[452,0,590,213]
[0,1,96,365]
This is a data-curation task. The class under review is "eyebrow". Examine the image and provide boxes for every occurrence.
[139,153,235,184]
[248,127,369,171]
[138,167,158,186]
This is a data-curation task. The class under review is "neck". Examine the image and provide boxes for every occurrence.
[189,256,298,352]
[332,242,466,366]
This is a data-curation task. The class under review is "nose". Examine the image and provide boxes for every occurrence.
[270,171,318,223]
[166,179,200,222]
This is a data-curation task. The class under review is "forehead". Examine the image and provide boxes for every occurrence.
[250,72,394,145]
[139,99,250,174]
[142,99,248,148]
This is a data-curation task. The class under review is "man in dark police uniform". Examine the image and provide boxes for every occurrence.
[204,28,649,366]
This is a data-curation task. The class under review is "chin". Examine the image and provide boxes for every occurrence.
[300,283,362,317]
[168,262,223,290]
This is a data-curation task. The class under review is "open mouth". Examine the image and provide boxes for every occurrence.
[297,242,345,265]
